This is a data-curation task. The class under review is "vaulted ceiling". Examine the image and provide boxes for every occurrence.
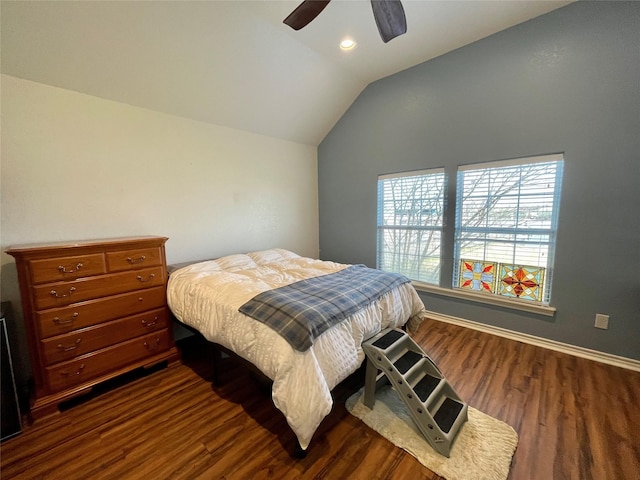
[1,1,572,146]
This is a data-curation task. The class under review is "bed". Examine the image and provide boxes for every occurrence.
[167,248,426,452]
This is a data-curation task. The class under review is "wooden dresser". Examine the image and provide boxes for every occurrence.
[6,236,179,419]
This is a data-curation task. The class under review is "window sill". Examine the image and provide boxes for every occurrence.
[411,281,556,317]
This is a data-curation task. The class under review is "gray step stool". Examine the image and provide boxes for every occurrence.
[362,328,468,457]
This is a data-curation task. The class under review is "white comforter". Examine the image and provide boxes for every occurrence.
[167,248,426,449]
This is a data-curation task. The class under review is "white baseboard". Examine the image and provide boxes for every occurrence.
[425,310,640,373]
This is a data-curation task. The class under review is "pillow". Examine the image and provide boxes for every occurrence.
[273,248,301,260]
[248,249,285,265]
[248,248,301,265]
[214,253,257,271]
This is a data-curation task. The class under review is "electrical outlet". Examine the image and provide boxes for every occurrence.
[595,314,609,330]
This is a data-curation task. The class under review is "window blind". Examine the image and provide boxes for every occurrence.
[453,155,564,303]
[377,168,445,284]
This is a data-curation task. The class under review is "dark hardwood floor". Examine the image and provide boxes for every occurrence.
[2,318,639,479]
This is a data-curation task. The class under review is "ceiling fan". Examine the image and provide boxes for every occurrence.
[283,0,407,43]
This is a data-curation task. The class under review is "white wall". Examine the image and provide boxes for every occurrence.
[0,75,319,385]
[1,75,319,263]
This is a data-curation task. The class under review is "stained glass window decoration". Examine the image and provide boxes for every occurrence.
[498,264,545,301]
[459,259,497,294]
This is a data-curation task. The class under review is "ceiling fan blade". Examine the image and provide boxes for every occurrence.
[283,0,332,31]
[371,0,407,43]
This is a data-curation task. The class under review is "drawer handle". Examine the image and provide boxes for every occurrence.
[49,286,76,298]
[53,312,79,325]
[136,273,155,283]
[60,364,85,377]
[58,263,83,274]
[144,337,161,350]
[57,338,82,352]
[127,255,146,264]
[142,316,158,328]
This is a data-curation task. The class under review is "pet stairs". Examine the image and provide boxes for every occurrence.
[362,328,468,457]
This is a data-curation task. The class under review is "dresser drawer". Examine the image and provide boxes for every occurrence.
[33,266,165,310]
[29,254,106,284]
[40,308,168,365]
[106,247,163,272]
[45,329,170,393]
[36,286,167,338]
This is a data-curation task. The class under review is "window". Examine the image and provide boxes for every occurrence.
[377,169,445,283]
[376,154,564,306]
[454,155,563,303]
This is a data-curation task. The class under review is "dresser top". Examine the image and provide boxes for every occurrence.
[6,236,168,257]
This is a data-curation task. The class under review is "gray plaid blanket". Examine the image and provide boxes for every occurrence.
[238,265,410,351]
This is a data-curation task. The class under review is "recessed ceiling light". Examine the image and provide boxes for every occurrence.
[340,38,357,50]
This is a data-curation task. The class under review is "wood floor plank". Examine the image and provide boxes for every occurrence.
[2,318,639,479]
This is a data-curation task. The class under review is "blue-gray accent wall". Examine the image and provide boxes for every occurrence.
[318,1,640,360]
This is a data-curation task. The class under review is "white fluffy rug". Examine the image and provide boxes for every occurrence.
[346,386,518,480]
